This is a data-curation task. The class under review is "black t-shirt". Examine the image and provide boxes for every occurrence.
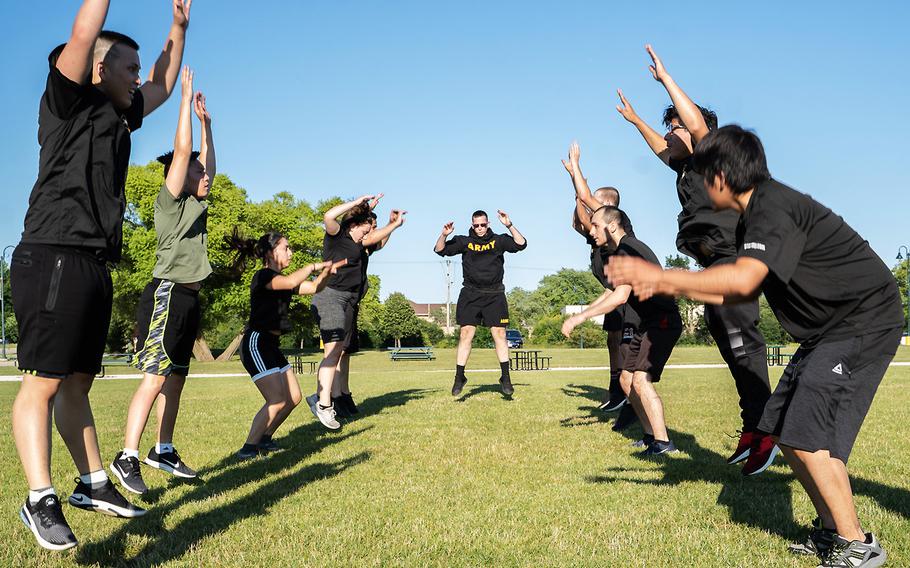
[322,229,365,293]
[615,235,679,325]
[669,157,739,267]
[436,230,527,291]
[589,241,642,330]
[249,269,294,333]
[737,179,902,346]
[20,55,145,262]
[358,244,379,300]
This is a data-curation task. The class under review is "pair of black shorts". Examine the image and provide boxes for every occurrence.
[134,279,201,376]
[240,330,291,381]
[311,287,358,344]
[344,304,361,354]
[456,287,509,328]
[758,326,901,463]
[623,313,682,382]
[11,244,112,378]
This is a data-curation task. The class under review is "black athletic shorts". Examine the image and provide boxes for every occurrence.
[134,279,201,376]
[344,304,361,354]
[456,287,509,328]
[758,326,901,463]
[240,330,291,381]
[623,313,683,382]
[11,244,112,378]
[311,287,358,344]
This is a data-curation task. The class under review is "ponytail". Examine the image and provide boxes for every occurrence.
[223,228,285,276]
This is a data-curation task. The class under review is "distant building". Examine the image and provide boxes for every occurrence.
[408,301,455,336]
[561,305,604,325]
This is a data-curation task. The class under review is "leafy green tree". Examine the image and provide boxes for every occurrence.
[532,314,569,346]
[379,292,421,348]
[893,259,909,335]
[531,269,603,315]
[758,294,791,345]
[507,287,547,340]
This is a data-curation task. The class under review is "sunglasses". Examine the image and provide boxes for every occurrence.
[472,223,488,228]
[668,124,688,133]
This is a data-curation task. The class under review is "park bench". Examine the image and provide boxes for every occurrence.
[766,345,794,366]
[99,353,133,377]
[388,347,435,361]
[291,355,319,374]
[510,350,551,371]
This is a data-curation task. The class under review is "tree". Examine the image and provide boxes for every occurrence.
[507,287,546,340]
[758,294,791,345]
[379,292,421,348]
[663,255,711,344]
[893,259,909,335]
[531,269,603,317]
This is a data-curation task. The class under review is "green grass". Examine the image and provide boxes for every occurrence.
[1,348,909,566]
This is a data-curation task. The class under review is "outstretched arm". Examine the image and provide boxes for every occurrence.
[434,222,456,254]
[164,67,194,198]
[323,195,373,236]
[140,0,192,116]
[615,89,671,165]
[193,91,215,179]
[362,210,407,247]
[57,0,110,84]
[497,210,526,247]
[299,260,348,295]
[573,199,592,236]
[561,285,631,337]
[646,44,709,144]
[561,142,602,212]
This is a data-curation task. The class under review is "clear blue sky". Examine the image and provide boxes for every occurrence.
[2,1,907,303]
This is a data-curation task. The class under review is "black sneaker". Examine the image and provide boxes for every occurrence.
[611,404,639,431]
[110,452,148,495]
[788,517,836,557]
[631,434,655,448]
[236,446,259,460]
[68,479,146,518]
[332,396,351,419]
[341,392,359,415]
[641,440,677,456]
[19,495,78,551]
[258,439,281,453]
[499,376,514,396]
[451,375,467,396]
[145,447,197,478]
[598,395,627,413]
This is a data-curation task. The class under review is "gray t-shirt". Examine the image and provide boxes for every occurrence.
[152,184,212,283]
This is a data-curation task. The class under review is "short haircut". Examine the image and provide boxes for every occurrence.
[693,125,771,194]
[157,151,201,178]
[94,30,140,64]
[663,104,718,132]
[472,210,488,220]
[593,186,620,207]
[594,205,624,227]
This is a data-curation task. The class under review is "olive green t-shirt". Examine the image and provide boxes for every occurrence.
[152,184,212,283]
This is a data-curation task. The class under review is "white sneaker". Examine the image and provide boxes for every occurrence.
[313,403,341,430]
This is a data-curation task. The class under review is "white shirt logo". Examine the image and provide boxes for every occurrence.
[744,242,766,251]
[832,363,843,375]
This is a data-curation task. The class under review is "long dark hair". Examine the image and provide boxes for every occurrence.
[224,229,285,275]
[340,202,373,232]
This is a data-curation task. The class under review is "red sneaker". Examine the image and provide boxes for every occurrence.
[726,431,754,465]
[741,432,780,476]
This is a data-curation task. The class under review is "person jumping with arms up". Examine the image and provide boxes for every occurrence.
[435,210,527,397]
[11,0,192,550]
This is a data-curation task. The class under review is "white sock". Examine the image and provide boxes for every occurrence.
[156,442,174,454]
[79,469,108,487]
[122,448,140,459]
[28,487,56,505]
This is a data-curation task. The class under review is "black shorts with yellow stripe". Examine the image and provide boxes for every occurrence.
[134,279,201,376]
[456,287,509,328]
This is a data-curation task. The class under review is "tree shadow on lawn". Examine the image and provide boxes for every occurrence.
[75,388,427,566]
[559,384,618,427]
[455,382,527,403]
[345,387,434,420]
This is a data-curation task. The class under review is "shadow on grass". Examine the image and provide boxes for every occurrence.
[559,384,625,427]
[852,476,910,520]
[456,382,526,402]
[76,388,427,566]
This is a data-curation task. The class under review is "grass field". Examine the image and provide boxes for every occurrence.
[1,346,908,567]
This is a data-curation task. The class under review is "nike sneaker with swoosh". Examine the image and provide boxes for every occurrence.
[110,452,148,495]
[145,447,197,478]
[68,479,146,518]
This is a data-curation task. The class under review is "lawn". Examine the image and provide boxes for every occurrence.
[0,346,908,567]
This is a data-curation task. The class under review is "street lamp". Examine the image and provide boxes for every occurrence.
[1,244,16,359]
[897,246,910,343]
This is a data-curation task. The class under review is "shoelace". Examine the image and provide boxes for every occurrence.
[35,500,65,529]
[123,456,141,475]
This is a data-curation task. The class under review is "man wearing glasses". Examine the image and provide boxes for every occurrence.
[434,210,527,397]
[615,45,775,476]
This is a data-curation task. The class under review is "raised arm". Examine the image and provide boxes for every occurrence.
[140,0,192,116]
[57,0,110,84]
[646,44,709,143]
[323,195,373,236]
[561,142,601,212]
[193,91,215,179]
[362,210,407,248]
[573,199,592,236]
[434,222,456,254]
[300,260,348,295]
[497,210,526,247]
[615,89,671,165]
[561,285,631,337]
[164,67,194,198]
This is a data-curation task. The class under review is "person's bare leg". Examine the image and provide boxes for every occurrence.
[266,369,302,436]
[332,354,349,398]
[12,375,62,489]
[789,447,862,540]
[53,373,103,475]
[491,327,509,363]
[123,372,167,452]
[456,326,475,366]
[777,442,833,528]
[155,373,186,445]
[317,341,345,407]
[631,371,667,441]
[246,373,288,445]
[621,370,651,435]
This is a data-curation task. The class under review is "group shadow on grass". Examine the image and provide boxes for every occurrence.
[76,388,430,567]
[561,382,910,542]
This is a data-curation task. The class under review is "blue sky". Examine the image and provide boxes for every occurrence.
[2,1,907,303]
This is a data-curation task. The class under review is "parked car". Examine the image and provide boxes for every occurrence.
[506,329,524,349]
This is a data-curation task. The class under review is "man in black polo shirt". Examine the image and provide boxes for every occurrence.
[563,206,682,455]
[10,0,193,551]
[616,45,775,475]
[607,126,902,567]
[435,210,527,396]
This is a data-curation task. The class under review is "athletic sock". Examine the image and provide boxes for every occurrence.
[456,365,466,378]
[28,486,56,505]
[80,469,109,489]
[122,448,140,459]
[318,403,332,410]
[156,442,174,454]
[499,361,510,379]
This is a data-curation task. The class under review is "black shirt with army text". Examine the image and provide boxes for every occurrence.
[435,229,527,291]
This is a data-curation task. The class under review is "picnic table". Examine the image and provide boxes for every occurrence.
[510,350,551,371]
[99,353,133,377]
[766,345,793,366]
[291,355,319,374]
[388,347,435,361]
